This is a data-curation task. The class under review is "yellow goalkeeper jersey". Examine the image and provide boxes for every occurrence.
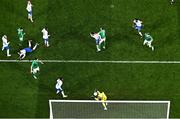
[97,91,107,101]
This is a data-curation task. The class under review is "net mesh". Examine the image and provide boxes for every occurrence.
[50,100,169,119]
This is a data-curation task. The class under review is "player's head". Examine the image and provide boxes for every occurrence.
[59,77,63,81]
[45,27,48,30]
[93,90,99,97]
[35,58,38,60]
[28,0,31,4]
[145,33,150,35]
[90,32,95,35]
[133,18,138,23]
[3,35,7,39]
[100,28,104,31]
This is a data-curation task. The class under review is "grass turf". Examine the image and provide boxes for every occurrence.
[0,0,180,118]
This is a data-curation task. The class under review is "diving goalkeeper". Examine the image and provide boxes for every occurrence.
[93,90,108,110]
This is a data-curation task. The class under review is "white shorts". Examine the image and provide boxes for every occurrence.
[144,40,153,46]
[19,37,23,41]
[100,38,106,44]
[20,49,26,54]
[32,67,40,74]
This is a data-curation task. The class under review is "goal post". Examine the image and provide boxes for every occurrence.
[49,100,170,119]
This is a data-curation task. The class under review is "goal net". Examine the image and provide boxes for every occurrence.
[49,100,170,119]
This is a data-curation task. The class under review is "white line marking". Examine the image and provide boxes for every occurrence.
[0,60,180,63]
[49,100,170,103]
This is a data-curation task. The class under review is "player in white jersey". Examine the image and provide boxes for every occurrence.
[2,35,11,57]
[26,1,33,22]
[133,18,143,37]
[41,27,50,47]
[55,77,68,98]
[90,32,101,52]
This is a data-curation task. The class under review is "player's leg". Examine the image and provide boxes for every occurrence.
[96,39,101,52]
[138,31,143,37]
[102,100,107,110]
[58,88,68,98]
[32,67,40,79]
[99,38,106,49]
[4,46,11,57]
[45,39,49,47]
[19,50,26,59]
[135,26,143,37]
[28,40,32,47]
[138,29,143,37]
[32,73,37,79]
[56,89,60,94]
[148,41,154,51]
[6,49,11,57]
[19,33,25,42]
[96,45,101,52]
[28,11,33,22]
[20,37,23,42]
[32,70,38,79]
[143,40,148,45]
[46,40,49,47]
[61,90,68,98]
[28,12,30,20]
[44,39,47,46]
[32,43,39,50]
[34,67,40,73]
[102,38,106,49]
[2,46,4,51]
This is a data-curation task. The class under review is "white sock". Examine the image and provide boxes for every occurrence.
[139,32,143,37]
[44,40,47,45]
[56,90,60,94]
[47,41,49,47]
[7,49,11,56]
[61,91,67,97]
[96,45,100,51]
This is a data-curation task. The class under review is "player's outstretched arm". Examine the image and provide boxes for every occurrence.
[38,59,44,64]
[30,62,34,73]
[90,33,93,37]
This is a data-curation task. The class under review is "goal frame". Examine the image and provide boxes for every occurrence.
[49,100,170,119]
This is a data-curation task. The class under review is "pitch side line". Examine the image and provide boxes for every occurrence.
[0,60,180,63]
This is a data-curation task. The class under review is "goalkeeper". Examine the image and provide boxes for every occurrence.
[93,90,108,110]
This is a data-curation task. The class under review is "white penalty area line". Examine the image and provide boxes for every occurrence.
[0,60,180,64]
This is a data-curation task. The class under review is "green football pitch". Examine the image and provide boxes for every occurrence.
[0,0,180,118]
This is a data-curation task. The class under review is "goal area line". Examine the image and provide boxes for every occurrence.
[1,60,180,64]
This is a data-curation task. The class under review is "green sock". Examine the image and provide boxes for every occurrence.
[33,73,38,79]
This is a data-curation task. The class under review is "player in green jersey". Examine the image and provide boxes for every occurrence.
[143,33,154,51]
[98,28,106,49]
[17,27,26,42]
[31,58,44,79]
[171,0,175,4]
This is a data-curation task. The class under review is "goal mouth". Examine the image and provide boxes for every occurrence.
[49,100,170,119]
